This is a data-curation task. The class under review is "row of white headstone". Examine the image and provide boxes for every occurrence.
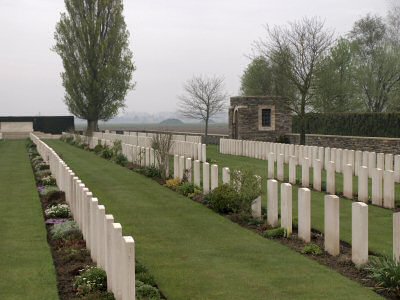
[220,138,400,181]
[267,154,396,208]
[31,134,135,300]
[66,132,207,162]
[121,131,202,144]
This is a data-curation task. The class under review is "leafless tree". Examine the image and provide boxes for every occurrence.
[151,133,174,180]
[255,17,334,145]
[178,75,227,143]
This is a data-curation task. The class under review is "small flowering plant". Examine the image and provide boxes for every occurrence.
[41,175,56,186]
[45,204,71,218]
[74,266,107,296]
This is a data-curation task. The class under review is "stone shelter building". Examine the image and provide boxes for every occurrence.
[228,96,292,141]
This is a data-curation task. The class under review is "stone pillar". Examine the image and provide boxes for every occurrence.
[202,144,206,162]
[377,153,385,170]
[302,158,310,187]
[358,166,369,203]
[298,188,311,243]
[368,152,376,178]
[193,160,200,186]
[355,150,362,176]
[352,202,368,266]
[326,161,336,195]
[277,153,284,181]
[343,164,353,199]
[393,212,400,263]
[251,197,262,220]
[197,143,202,161]
[97,205,106,269]
[145,147,150,167]
[222,167,230,185]
[121,236,135,300]
[371,168,383,206]
[179,156,185,180]
[173,155,179,178]
[313,159,322,192]
[280,183,292,236]
[203,162,210,194]
[385,154,394,171]
[348,150,355,174]
[268,152,275,179]
[324,195,340,256]
[105,214,114,291]
[267,179,279,227]
[185,158,192,182]
[394,155,400,183]
[384,170,395,209]
[362,151,369,169]
[111,223,122,299]
[289,156,297,185]
[324,147,330,170]
[335,149,342,173]
[211,164,218,191]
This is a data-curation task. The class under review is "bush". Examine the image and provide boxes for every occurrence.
[35,169,52,179]
[139,166,162,178]
[100,147,113,160]
[176,182,199,197]
[94,144,104,154]
[135,261,148,274]
[136,272,156,287]
[231,170,262,213]
[136,284,161,300]
[301,243,323,256]
[74,266,107,296]
[263,228,286,239]
[45,204,71,218]
[113,153,128,167]
[41,175,56,186]
[365,256,400,296]
[50,220,82,240]
[207,184,240,214]
[39,186,60,197]
[165,178,181,190]
[35,162,50,171]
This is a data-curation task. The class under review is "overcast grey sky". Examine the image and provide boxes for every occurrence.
[0,0,390,117]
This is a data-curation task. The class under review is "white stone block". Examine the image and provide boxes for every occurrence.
[371,168,383,206]
[105,215,114,291]
[298,188,311,243]
[211,164,218,191]
[194,160,200,186]
[277,153,284,181]
[280,183,292,236]
[251,196,262,220]
[121,236,135,300]
[202,144,207,162]
[395,155,400,183]
[385,154,394,171]
[326,161,336,195]
[352,202,368,266]
[384,170,395,208]
[358,166,369,203]
[268,152,275,179]
[267,179,279,227]
[355,151,362,176]
[203,162,210,194]
[394,212,400,263]
[335,149,342,173]
[302,158,310,187]
[324,195,340,256]
[368,152,376,178]
[377,153,385,170]
[289,155,297,185]
[179,156,185,180]
[185,158,192,182]
[324,147,330,170]
[111,223,122,299]
[313,159,322,192]
[343,164,353,199]
[222,167,230,185]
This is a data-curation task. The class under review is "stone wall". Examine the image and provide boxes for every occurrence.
[287,133,400,155]
[229,96,291,142]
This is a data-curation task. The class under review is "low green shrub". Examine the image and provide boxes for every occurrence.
[39,186,60,197]
[207,184,240,214]
[101,147,113,160]
[165,178,181,190]
[139,166,162,178]
[113,153,128,167]
[135,261,148,274]
[50,220,82,240]
[35,169,52,179]
[35,162,50,171]
[74,266,107,296]
[41,175,57,186]
[94,144,104,154]
[263,228,286,239]
[176,182,200,197]
[301,243,323,256]
[365,256,400,296]
[45,204,71,218]
[136,272,156,287]
[136,284,161,300]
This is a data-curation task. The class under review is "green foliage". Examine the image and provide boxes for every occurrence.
[275,135,290,144]
[113,153,128,167]
[165,178,181,190]
[74,266,107,296]
[41,175,57,186]
[263,228,286,239]
[365,256,400,296]
[53,0,135,127]
[50,220,82,240]
[136,284,161,300]
[231,170,262,212]
[39,186,60,198]
[139,166,161,178]
[301,243,323,256]
[111,140,122,157]
[292,113,400,137]
[136,272,156,287]
[100,147,113,160]
[94,144,104,154]
[176,182,200,197]
[135,261,148,274]
[35,169,52,179]
[207,184,241,214]
[45,204,71,218]
[240,57,273,96]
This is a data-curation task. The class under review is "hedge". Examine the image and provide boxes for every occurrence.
[292,113,400,138]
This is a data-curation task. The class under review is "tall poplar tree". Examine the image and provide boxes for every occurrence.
[54,0,135,133]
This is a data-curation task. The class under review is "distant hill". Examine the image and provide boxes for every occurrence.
[159,118,184,125]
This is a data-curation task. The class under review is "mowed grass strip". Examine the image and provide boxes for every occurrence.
[0,141,58,300]
[47,140,381,300]
[207,145,394,256]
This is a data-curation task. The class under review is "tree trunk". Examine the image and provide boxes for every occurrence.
[204,117,209,144]
[86,120,98,136]
[300,94,306,145]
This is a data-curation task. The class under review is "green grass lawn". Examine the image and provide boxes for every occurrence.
[46,140,382,300]
[207,145,394,256]
[0,140,58,300]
